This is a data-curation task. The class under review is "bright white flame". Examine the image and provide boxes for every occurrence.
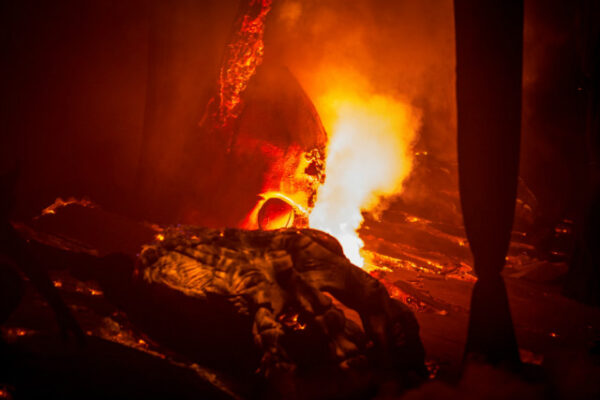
[309,87,420,267]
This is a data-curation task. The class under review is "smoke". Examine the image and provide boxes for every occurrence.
[307,68,421,266]
[277,0,302,28]
[266,0,457,163]
[264,1,457,262]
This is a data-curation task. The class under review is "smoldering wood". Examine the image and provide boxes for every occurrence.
[0,168,85,344]
[137,227,426,379]
[135,0,326,228]
[7,205,425,398]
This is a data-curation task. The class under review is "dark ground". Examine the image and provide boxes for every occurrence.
[1,196,599,399]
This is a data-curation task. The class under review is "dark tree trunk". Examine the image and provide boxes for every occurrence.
[454,0,523,364]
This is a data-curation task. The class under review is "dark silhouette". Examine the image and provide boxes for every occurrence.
[454,0,523,365]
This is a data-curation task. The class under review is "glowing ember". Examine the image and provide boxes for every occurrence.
[242,191,309,230]
[75,282,104,296]
[278,312,306,331]
[40,197,95,216]
[213,0,273,128]
[1,327,34,342]
[0,386,10,399]
[309,79,420,267]
[240,145,325,230]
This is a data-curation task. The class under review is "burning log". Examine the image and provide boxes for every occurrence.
[11,206,426,398]
[136,227,426,383]
[210,0,273,131]
[135,0,326,229]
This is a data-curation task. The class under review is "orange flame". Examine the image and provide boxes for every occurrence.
[309,73,420,267]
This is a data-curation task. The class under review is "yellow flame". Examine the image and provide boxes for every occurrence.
[309,75,420,267]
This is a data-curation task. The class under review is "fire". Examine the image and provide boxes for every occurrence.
[309,78,420,267]
[242,191,309,230]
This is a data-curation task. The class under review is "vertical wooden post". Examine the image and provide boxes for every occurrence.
[454,0,523,364]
